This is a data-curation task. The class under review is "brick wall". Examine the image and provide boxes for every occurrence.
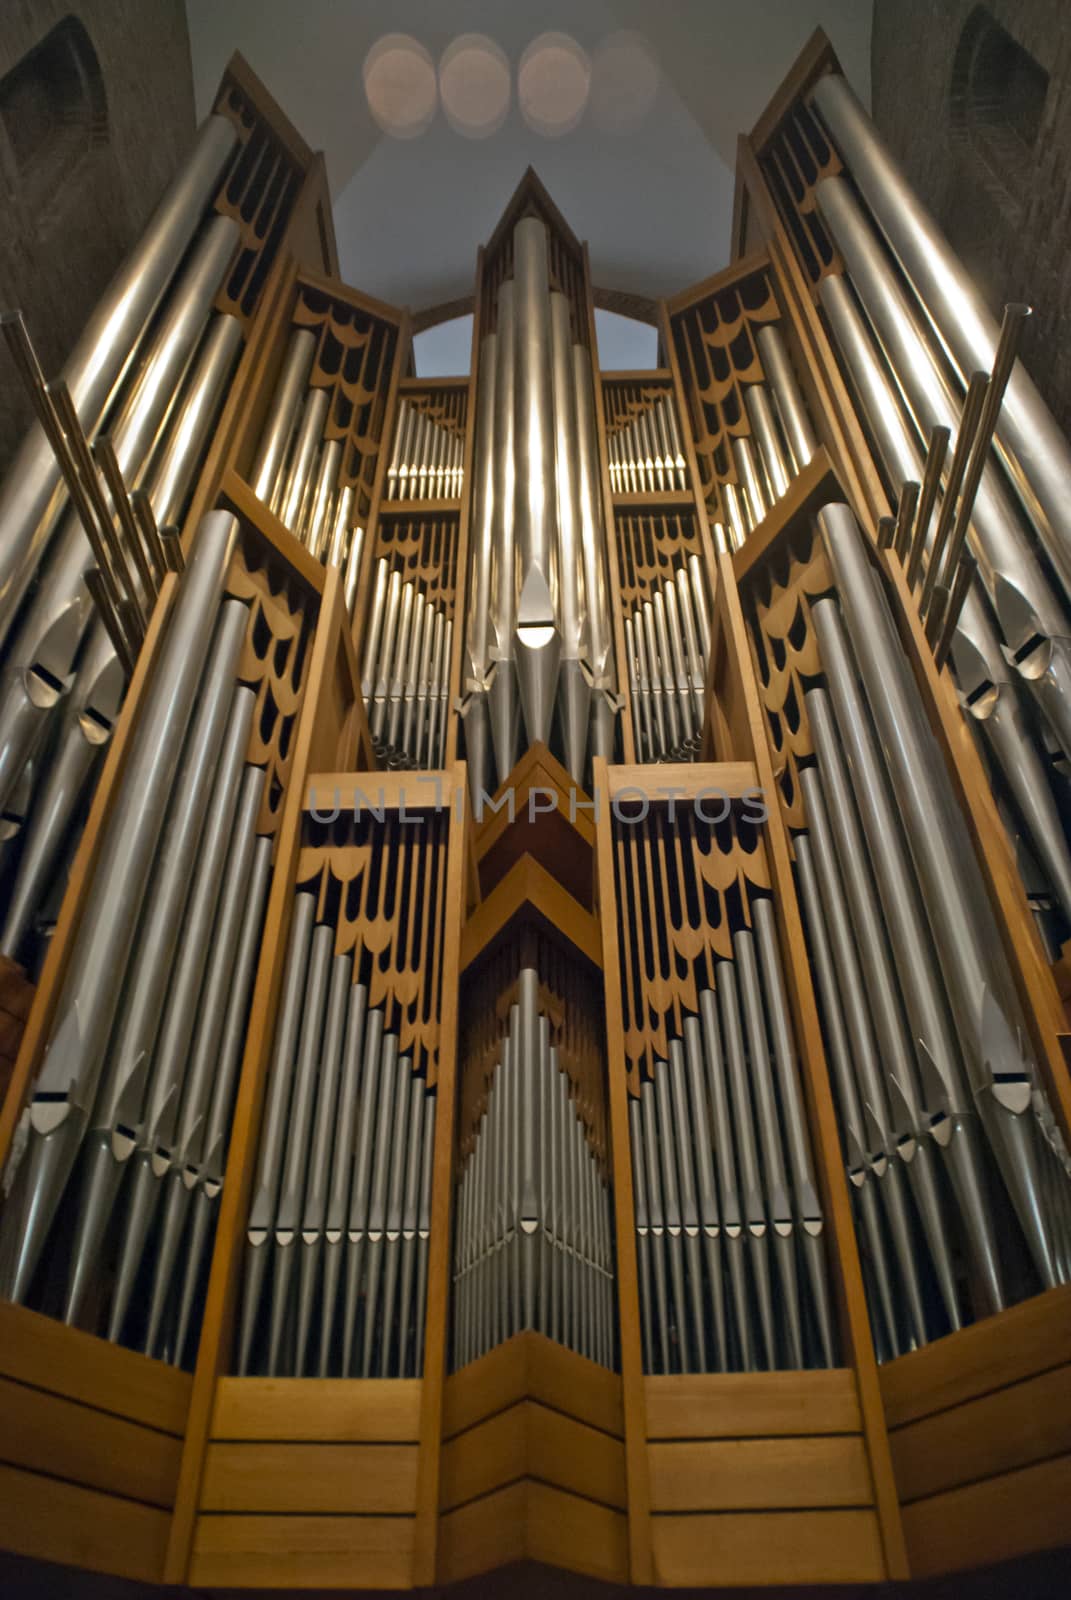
[0,1,196,473]
[871,0,1071,437]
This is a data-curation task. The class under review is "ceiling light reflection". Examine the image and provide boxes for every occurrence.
[364,34,437,139]
[440,34,511,139]
[518,32,590,137]
[591,31,661,134]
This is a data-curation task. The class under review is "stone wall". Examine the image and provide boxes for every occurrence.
[0,1,195,472]
[871,0,1071,436]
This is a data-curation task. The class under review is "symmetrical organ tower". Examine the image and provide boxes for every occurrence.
[0,33,1068,1593]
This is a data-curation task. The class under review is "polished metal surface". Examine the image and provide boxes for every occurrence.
[252,328,317,506]
[0,115,237,642]
[488,278,519,782]
[756,324,817,471]
[0,510,240,1304]
[819,501,1067,1289]
[813,71,1071,605]
[512,218,561,748]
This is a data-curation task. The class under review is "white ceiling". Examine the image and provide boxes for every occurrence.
[185,1,872,358]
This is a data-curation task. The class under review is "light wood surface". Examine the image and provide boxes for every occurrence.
[165,566,349,1582]
[649,1434,873,1511]
[0,1301,191,1436]
[210,1377,422,1441]
[527,1480,629,1583]
[890,1363,1071,1504]
[442,1332,624,1442]
[902,1454,1071,1578]
[593,752,654,1583]
[604,760,759,802]
[191,1512,414,1588]
[439,1400,627,1511]
[412,761,470,1582]
[437,1478,628,1586]
[0,1376,182,1509]
[881,1285,1071,1431]
[200,1442,418,1513]
[459,853,603,972]
[437,1481,527,1583]
[644,1369,862,1439]
[652,1507,885,1586]
[0,1461,170,1583]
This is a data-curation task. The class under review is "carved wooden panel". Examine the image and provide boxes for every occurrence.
[757,100,845,295]
[610,801,770,1089]
[614,511,706,615]
[297,807,451,1083]
[289,285,399,518]
[227,522,320,838]
[739,520,833,831]
[211,81,306,326]
[480,174,588,349]
[668,261,781,522]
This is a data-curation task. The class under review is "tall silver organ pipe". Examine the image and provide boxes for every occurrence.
[0,512,240,1305]
[0,115,238,642]
[573,345,617,760]
[819,502,1071,1295]
[463,221,619,790]
[812,73,1071,606]
[462,334,497,802]
[512,219,561,752]
[549,291,590,780]
[251,330,317,505]
[814,177,1071,772]
[0,310,245,968]
[818,271,1071,928]
[0,216,240,820]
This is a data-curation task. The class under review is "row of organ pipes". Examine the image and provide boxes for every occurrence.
[237,891,437,1378]
[452,967,614,1369]
[608,394,687,494]
[360,560,452,770]
[461,219,618,798]
[0,53,1070,1398]
[623,555,710,763]
[248,327,366,612]
[716,323,822,552]
[628,897,836,1374]
[0,114,249,977]
[386,400,465,501]
[0,514,272,1367]
[790,505,1071,1357]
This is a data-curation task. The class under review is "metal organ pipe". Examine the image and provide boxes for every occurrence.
[812,72,1071,606]
[0,115,238,641]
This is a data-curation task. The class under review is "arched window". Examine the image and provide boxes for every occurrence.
[0,16,108,235]
[950,6,1048,217]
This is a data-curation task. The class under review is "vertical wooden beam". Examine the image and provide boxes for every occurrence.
[352,307,412,661]
[581,245,636,763]
[164,568,347,1583]
[415,763,470,1583]
[444,250,486,767]
[657,299,722,588]
[713,551,909,1579]
[592,756,653,1583]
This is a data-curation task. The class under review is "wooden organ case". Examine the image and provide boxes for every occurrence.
[0,32,1068,1595]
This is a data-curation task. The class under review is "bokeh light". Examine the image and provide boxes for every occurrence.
[590,31,661,134]
[440,34,511,139]
[363,34,437,139]
[518,32,590,137]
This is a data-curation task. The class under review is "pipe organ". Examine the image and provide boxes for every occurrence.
[0,33,1068,1595]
